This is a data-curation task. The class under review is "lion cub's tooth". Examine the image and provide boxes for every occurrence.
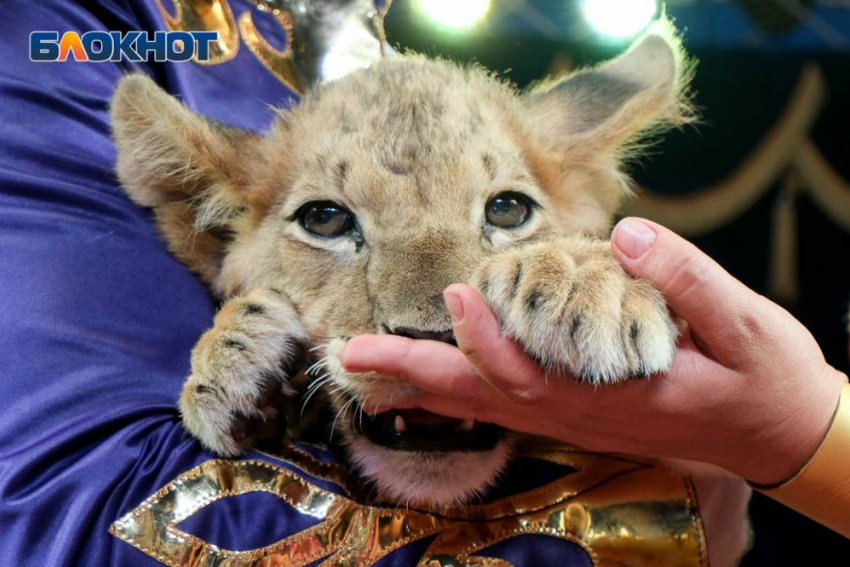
[394,415,407,433]
[460,419,475,431]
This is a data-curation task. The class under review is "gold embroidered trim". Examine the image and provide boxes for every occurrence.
[238,7,304,94]
[110,448,705,566]
[683,474,710,567]
[155,0,240,65]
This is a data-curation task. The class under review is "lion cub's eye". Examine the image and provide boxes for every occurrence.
[296,201,356,237]
[485,192,533,228]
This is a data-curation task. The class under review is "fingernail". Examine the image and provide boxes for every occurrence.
[613,218,657,259]
[339,337,360,369]
[339,343,353,368]
[443,290,464,324]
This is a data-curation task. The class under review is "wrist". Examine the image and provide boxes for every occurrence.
[743,367,848,487]
[753,382,850,538]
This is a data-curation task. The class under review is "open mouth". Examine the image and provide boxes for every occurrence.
[352,404,504,452]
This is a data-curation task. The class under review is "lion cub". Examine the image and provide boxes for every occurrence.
[111,23,689,507]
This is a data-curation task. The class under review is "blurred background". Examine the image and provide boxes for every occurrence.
[381,0,850,564]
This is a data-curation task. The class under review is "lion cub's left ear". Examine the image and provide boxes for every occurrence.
[524,21,693,157]
[110,74,265,286]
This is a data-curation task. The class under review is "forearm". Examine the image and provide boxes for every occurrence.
[756,382,850,538]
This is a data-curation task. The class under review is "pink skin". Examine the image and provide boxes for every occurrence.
[341,218,848,486]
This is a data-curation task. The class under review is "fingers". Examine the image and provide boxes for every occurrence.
[611,218,756,355]
[341,285,551,405]
[340,334,494,400]
[443,284,550,403]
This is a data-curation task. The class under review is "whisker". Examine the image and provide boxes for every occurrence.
[302,372,332,395]
[341,397,355,422]
[330,397,356,442]
[305,372,332,393]
[300,375,333,417]
[306,359,326,377]
[358,396,370,431]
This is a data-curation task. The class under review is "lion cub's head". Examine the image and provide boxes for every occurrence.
[111,23,690,507]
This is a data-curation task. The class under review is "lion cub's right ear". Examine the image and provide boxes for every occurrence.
[524,21,693,156]
[111,74,262,285]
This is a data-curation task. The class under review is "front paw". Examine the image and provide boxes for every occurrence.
[179,289,307,455]
[472,237,677,384]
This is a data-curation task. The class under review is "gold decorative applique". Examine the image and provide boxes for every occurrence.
[238,5,304,94]
[155,0,241,64]
[109,446,706,567]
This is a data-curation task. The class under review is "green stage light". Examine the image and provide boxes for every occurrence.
[416,0,490,29]
[581,0,658,38]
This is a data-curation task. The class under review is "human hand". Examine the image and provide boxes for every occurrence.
[340,218,847,485]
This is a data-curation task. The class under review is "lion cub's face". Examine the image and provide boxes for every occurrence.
[112,24,688,506]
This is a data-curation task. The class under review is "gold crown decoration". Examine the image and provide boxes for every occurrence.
[156,0,394,94]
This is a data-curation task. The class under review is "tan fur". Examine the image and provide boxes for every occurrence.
[112,25,692,505]
[179,288,306,455]
[472,236,677,381]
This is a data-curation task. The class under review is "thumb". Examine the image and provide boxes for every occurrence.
[611,218,754,349]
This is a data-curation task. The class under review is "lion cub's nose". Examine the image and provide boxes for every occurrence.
[389,327,456,345]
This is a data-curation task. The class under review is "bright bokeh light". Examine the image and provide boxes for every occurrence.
[416,0,491,29]
[581,0,658,38]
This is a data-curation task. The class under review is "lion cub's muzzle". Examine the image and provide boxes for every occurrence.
[352,404,504,452]
[355,325,504,452]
